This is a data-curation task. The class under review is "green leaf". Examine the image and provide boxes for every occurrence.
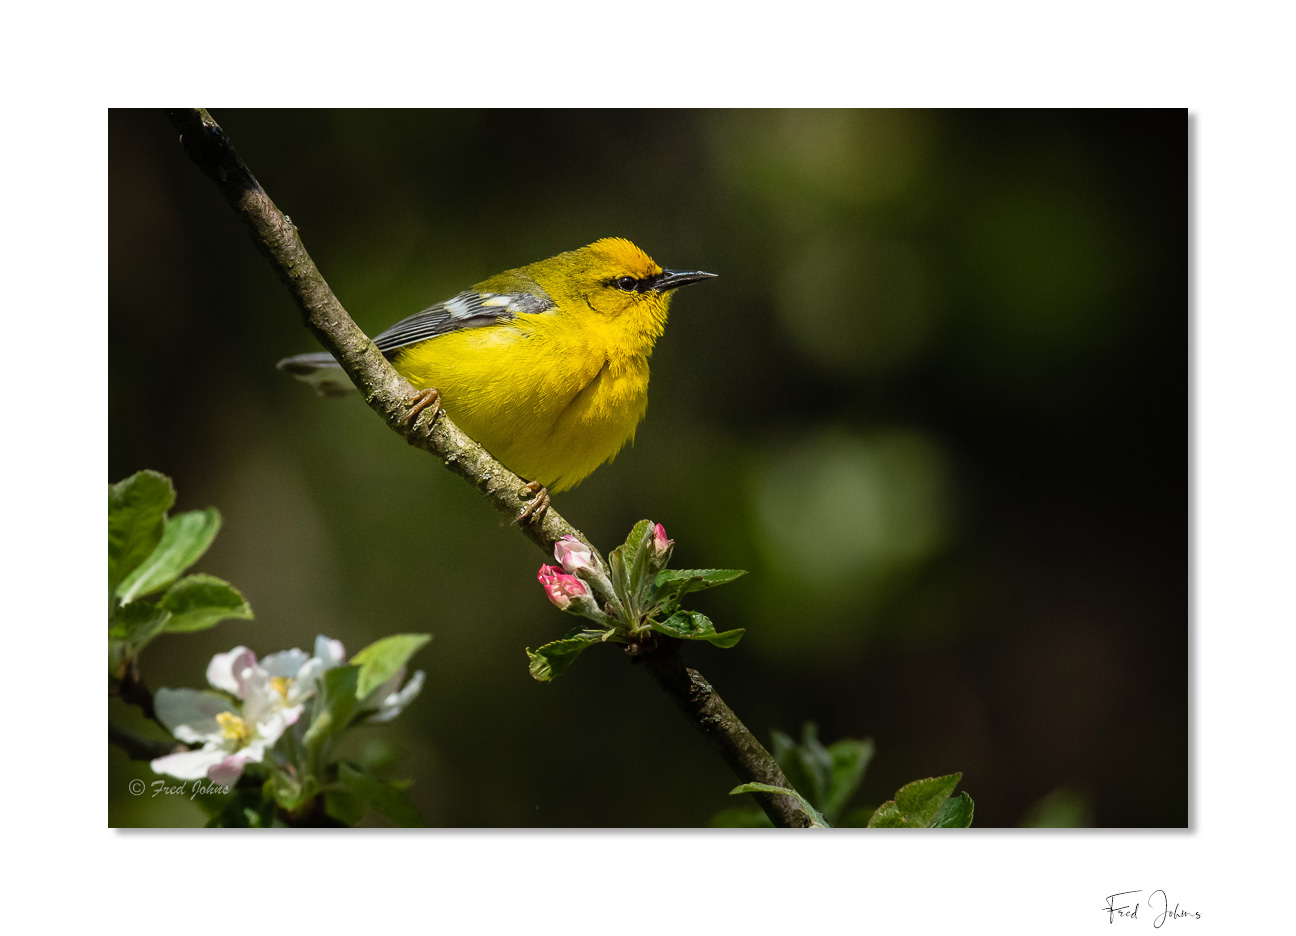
[269,770,307,811]
[108,601,172,675]
[157,574,253,633]
[729,782,829,828]
[619,518,653,571]
[526,634,601,682]
[658,569,747,588]
[625,519,656,597]
[821,738,875,821]
[324,788,367,826]
[895,773,961,819]
[303,665,361,747]
[621,519,654,551]
[108,470,174,600]
[771,724,874,823]
[866,802,905,827]
[607,549,629,610]
[350,634,431,700]
[933,791,975,828]
[649,611,745,648]
[117,508,221,603]
[772,725,827,811]
[336,763,424,827]
[730,781,790,796]
[867,772,967,828]
[562,625,615,642]
[652,568,746,610]
[607,520,655,613]
[108,600,171,645]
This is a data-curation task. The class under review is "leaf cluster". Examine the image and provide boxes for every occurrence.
[527,520,746,681]
[713,722,974,829]
[110,470,428,827]
[108,471,252,677]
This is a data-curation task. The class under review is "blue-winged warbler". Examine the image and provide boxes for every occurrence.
[278,237,715,496]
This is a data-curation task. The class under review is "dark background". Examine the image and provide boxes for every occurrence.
[108,109,1187,827]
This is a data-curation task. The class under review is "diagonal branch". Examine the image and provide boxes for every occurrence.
[639,639,812,826]
[164,109,812,828]
[164,108,580,557]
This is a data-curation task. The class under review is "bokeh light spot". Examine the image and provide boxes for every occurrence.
[751,427,955,594]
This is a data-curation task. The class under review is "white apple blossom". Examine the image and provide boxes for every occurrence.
[205,644,315,726]
[362,668,426,724]
[150,683,290,784]
[149,635,424,784]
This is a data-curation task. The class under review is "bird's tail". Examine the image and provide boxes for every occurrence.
[276,352,355,398]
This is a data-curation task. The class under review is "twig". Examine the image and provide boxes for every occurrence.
[640,639,812,827]
[164,108,813,828]
[111,660,159,724]
[109,721,186,762]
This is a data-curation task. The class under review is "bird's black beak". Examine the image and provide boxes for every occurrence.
[654,269,718,292]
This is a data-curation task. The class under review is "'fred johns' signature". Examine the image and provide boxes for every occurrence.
[150,779,230,800]
[1105,891,1202,926]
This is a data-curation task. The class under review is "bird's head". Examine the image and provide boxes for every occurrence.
[533,237,716,348]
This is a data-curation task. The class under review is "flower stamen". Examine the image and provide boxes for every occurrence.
[215,711,253,747]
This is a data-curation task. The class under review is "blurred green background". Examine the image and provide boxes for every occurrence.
[108,109,1187,828]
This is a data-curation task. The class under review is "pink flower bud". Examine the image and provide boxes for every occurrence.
[537,564,589,611]
[647,522,674,573]
[554,535,596,574]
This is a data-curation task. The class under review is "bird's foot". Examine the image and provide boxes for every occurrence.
[403,388,442,428]
[515,480,550,526]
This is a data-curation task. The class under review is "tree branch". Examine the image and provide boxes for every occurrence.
[164,108,580,557]
[110,660,165,728]
[165,109,812,828]
[639,639,812,827]
[109,721,186,762]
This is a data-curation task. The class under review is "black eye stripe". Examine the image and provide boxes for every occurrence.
[611,274,658,293]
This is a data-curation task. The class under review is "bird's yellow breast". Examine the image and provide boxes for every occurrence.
[391,310,650,492]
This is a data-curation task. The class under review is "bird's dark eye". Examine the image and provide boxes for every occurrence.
[614,276,638,292]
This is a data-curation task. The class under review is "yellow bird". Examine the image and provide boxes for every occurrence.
[278,237,715,509]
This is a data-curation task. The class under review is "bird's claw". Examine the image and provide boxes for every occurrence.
[403,388,442,428]
[515,481,550,526]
